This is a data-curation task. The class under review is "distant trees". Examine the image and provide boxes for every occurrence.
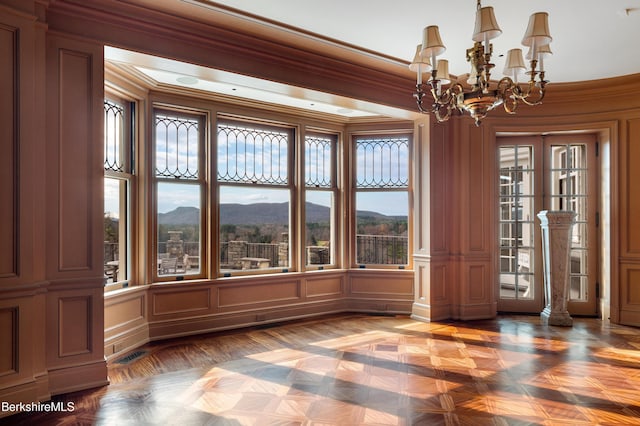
[357,217,408,237]
[158,224,199,243]
[104,213,118,243]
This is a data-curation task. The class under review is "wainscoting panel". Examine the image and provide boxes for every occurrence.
[46,34,103,279]
[0,307,17,376]
[349,271,413,296]
[104,288,149,358]
[152,287,211,316]
[58,296,91,357]
[348,270,414,313]
[0,23,17,279]
[305,274,344,298]
[45,284,107,395]
[218,279,301,308]
[105,292,145,331]
[56,49,93,271]
[620,264,640,326]
[458,261,496,320]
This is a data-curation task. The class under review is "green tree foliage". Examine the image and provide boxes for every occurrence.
[104,213,118,243]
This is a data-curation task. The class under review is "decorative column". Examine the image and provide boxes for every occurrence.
[537,210,576,326]
[166,231,184,258]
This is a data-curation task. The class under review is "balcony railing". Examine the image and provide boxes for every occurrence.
[106,233,408,279]
[356,234,408,265]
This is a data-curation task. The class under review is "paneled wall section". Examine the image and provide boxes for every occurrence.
[619,117,640,325]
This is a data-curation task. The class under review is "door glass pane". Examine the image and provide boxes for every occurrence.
[498,146,535,300]
[548,144,588,301]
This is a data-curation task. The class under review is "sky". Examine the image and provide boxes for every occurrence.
[105,180,408,218]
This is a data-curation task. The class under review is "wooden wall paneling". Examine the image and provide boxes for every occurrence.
[45,286,107,393]
[46,36,103,277]
[430,123,449,253]
[0,3,52,412]
[0,22,17,279]
[44,33,107,395]
[623,118,640,255]
[218,280,301,309]
[412,118,454,321]
[459,263,495,320]
[413,258,452,321]
[104,288,148,358]
[152,287,212,316]
[618,117,640,325]
[0,306,17,377]
[305,274,344,298]
[465,123,490,253]
[0,296,42,410]
[619,264,640,326]
[45,0,416,113]
[452,121,496,319]
[58,296,92,357]
[349,270,414,313]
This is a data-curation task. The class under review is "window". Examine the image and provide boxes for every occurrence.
[104,99,134,286]
[154,110,205,278]
[305,133,338,268]
[217,120,293,275]
[498,145,535,300]
[353,134,411,267]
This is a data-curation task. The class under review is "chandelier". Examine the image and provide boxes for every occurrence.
[411,0,552,125]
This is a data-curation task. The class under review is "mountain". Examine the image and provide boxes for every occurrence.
[158,202,404,225]
[157,206,200,225]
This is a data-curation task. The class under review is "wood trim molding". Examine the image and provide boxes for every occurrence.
[45,0,416,111]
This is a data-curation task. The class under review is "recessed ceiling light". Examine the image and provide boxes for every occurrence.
[176,76,199,85]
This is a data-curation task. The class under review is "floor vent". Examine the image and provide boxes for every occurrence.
[114,350,147,365]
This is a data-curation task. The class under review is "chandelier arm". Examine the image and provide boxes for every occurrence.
[517,80,547,106]
[435,83,465,122]
[433,105,452,122]
[431,87,453,122]
[497,77,520,114]
[414,84,431,114]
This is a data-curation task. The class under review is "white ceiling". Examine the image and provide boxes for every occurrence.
[206,0,640,83]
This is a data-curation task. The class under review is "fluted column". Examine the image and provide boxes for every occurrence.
[537,210,576,326]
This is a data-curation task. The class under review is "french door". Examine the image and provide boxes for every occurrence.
[497,134,598,315]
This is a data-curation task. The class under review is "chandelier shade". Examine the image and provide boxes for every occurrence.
[409,45,432,84]
[436,59,451,84]
[522,12,552,48]
[421,25,446,59]
[472,6,502,42]
[527,44,552,72]
[411,0,552,125]
[503,48,526,81]
[527,43,552,60]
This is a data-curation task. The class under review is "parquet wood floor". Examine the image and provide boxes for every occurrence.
[3,313,640,425]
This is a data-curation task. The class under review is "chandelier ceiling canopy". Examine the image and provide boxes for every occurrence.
[411,0,552,125]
